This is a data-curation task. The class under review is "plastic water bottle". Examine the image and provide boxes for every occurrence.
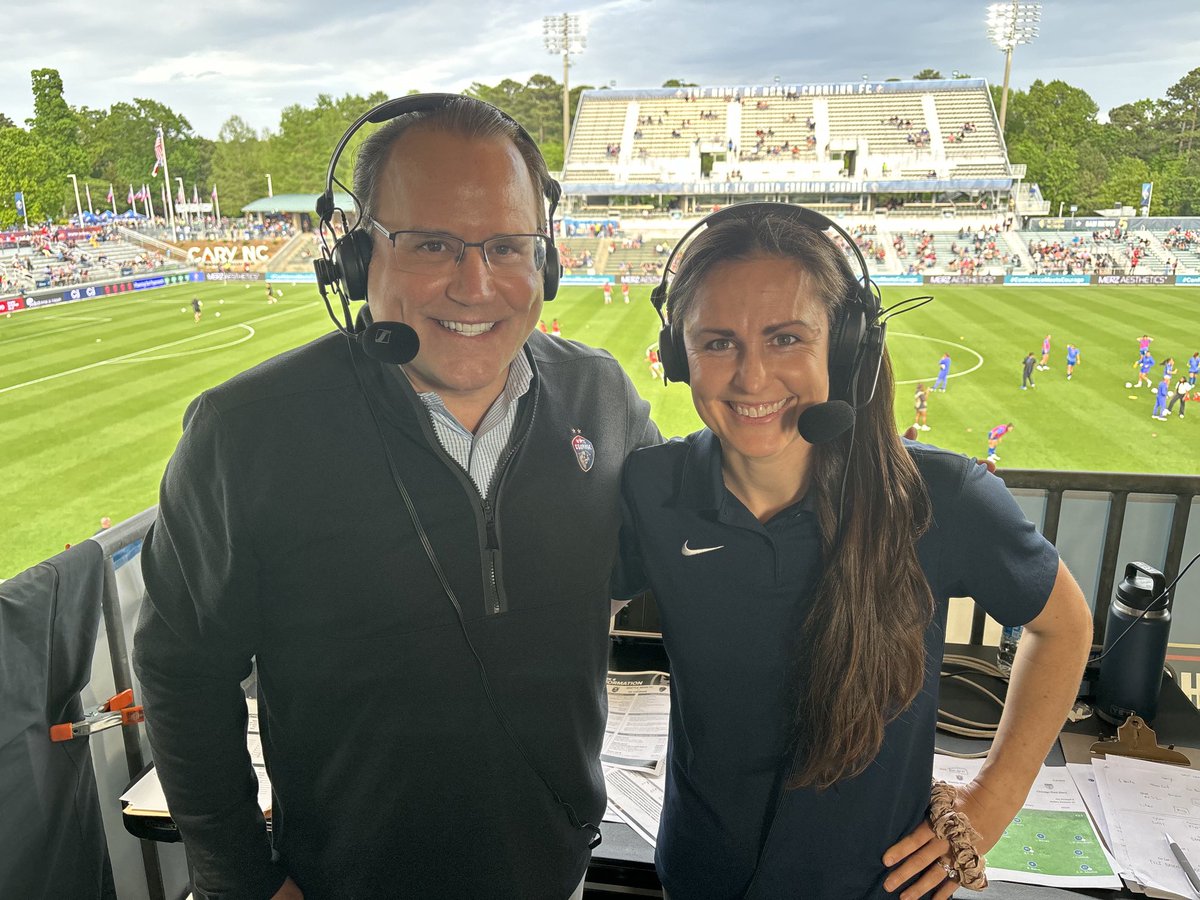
[997,625,1023,675]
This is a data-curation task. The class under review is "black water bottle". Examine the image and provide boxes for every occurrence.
[1096,562,1171,724]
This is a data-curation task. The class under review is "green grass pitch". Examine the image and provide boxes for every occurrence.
[1,280,1196,577]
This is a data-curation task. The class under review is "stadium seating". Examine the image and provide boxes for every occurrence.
[826,92,932,157]
[0,231,179,293]
[1157,228,1200,273]
[563,81,1011,194]
[933,89,1007,160]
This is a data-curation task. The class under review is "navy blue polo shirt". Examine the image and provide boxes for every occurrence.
[613,431,1059,900]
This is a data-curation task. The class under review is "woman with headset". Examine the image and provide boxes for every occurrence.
[613,205,1092,899]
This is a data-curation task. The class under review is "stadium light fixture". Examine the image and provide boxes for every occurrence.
[543,13,586,156]
[986,0,1041,132]
[66,173,83,226]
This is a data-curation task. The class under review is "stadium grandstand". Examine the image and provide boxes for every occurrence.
[0,226,184,295]
[547,78,1200,280]
[561,79,1021,213]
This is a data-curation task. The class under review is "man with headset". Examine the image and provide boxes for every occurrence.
[134,95,657,899]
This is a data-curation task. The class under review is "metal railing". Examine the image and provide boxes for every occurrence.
[983,468,1200,644]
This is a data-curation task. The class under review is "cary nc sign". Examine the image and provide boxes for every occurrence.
[185,244,272,265]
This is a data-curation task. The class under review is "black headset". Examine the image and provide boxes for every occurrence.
[313,93,563,361]
[649,202,886,411]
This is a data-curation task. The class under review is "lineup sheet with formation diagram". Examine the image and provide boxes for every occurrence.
[937,752,1200,899]
[934,755,1122,889]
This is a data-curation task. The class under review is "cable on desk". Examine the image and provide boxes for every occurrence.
[935,653,1008,758]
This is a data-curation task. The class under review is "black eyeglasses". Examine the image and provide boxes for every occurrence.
[366,218,550,276]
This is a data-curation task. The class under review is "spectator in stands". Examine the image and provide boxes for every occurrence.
[613,208,1090,900]
[134,95,657,900]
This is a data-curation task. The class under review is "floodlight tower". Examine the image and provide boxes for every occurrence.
[987,0,1041,132]
[543,13,586,155]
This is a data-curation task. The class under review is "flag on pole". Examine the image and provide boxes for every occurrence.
[151,127,166,176]
[177,183,186,205]
[106,184,114,204]
[127,185,135,205]
[192,184,199,206]
[211,183,221,221]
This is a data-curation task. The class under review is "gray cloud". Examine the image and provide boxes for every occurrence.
[1,0,1196,136]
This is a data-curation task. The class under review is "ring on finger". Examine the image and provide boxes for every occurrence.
[941,861,960,880]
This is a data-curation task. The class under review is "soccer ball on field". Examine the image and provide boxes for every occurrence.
[215,312,221,318]
[1125,382,1133,388]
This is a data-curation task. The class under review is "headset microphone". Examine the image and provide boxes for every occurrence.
[797,401,856,443]
[359,320,419,365]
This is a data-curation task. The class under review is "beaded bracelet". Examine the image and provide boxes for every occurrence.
[929,780,989,891]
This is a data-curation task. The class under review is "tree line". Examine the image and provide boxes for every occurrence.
[0,66,1196,227]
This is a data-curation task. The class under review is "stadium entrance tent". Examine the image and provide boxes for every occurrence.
[241,193,353,233]
[117,209,146,220]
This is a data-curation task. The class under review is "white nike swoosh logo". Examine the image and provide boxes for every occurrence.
[681,541,724,557]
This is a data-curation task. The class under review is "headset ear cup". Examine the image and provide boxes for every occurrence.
[828,308,867,403]
[543,244,560,301]
[336,229,374,302]
[658,323,690,384]
[855,322,886,407]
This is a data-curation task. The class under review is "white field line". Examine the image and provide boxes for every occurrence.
[110,324,256,362]
[889,332,985,385]
[0,304,309,396]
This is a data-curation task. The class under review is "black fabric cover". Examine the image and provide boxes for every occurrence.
[0,540,116,899]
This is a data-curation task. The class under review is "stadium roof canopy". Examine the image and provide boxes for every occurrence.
[241,193,353,214]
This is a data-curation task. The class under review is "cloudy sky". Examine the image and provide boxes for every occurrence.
[4,0,1198,138]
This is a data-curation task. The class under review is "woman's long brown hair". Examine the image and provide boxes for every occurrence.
[668,212,933,789]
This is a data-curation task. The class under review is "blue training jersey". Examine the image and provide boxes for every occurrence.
[1140,355,1156,372]
[938,357,951,373]
[1066,349,1079,364]
[1190,357,1200,374]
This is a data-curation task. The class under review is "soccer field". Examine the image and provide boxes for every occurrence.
[1,280,1196,578]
